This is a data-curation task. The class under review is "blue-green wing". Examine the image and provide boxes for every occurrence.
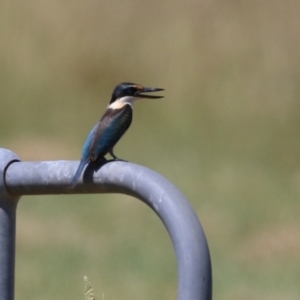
[88,104,132,161]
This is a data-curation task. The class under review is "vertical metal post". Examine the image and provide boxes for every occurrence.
[0,150,21,300]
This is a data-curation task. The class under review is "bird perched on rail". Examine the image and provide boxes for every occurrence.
[70,82,164,187]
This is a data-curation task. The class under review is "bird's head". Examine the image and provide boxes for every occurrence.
[109,82,164,108]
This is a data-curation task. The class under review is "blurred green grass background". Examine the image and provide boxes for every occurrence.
[1,0,300,299]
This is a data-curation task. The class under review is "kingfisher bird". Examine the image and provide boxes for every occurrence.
[71,82,164,187]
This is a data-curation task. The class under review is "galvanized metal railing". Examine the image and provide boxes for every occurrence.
[0,148,212,300]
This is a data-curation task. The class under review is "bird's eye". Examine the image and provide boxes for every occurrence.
[128,87,138,95]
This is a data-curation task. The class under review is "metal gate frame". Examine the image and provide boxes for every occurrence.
[0,148,212,300]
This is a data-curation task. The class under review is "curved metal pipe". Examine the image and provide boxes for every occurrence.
[1,148,212,300]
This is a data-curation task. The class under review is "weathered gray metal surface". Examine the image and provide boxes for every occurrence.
[1,148,212,300]
[0,149,21,300]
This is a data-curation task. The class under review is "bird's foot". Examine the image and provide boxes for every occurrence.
[113,157,127,162]
[109,150,127,162]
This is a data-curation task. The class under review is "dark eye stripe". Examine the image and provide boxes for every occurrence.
[127,87,137,95]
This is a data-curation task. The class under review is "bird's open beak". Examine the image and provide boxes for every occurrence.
[135,87,164,99]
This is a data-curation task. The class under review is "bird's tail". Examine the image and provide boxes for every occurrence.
[70,158,88,188]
